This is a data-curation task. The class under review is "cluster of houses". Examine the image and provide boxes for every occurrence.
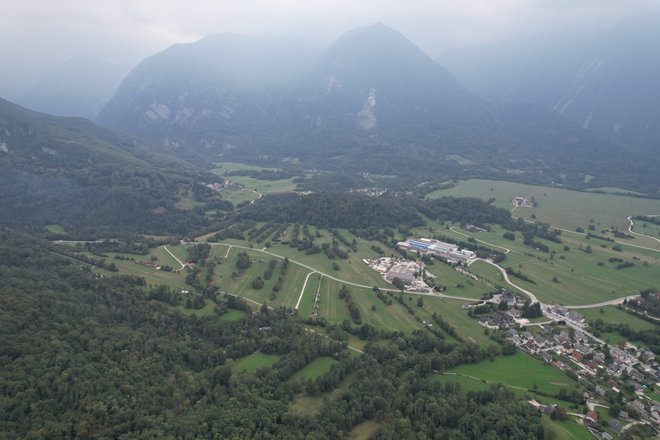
[205,180,229,192]
[348,187,387,197]
[500,323,660,433]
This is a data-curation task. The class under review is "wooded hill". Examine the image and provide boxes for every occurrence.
[0,228,548,439]
[0,99,226,237]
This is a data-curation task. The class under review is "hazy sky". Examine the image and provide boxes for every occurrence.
[1,0,658,99]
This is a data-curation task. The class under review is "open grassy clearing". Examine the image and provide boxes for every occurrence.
[349,420,381,440]
[211,161,298,198]
[434,372,496,394]
[434,373,585,414]
[233,351,280,374]
[419,297,491,346]
[225,175,298,194]
[219,309,247,322]
[430,179,660,231]
[541,416,591,440]
[219,187,259,205]
[443,352,579,396]
[91,251,189,289]
[161,298,217,317]
[424,261,493,300]
[46,224,65,234]
[290,357,338,381]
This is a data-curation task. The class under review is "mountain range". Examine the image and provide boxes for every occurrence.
[438,15,660,151]
[96,23,659,193]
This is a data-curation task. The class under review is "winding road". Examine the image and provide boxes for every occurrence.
[470,258,539,303]
[627,215,660,245]
[520,218,660,254]
[163,245,186,271]
[449,227,511,254]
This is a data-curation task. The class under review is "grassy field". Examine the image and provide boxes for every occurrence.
[542,417,591,440]
[430,179,660,232]
[211,161,298,203]
[161,298,217,317]
[440,225,660,306]
[418,297,492,346]
[212,247,308,308]
[424,261,493,300]
[46,224,65,234]
[233,352,280,373]
[219,309,247,322]
[225,175,297,194]
[316,277,424,333]
[580,305,656,346]
[444,352,579,396]
[434,373,569,408]
[580,306,656,332]
[349,420,381,440]
[264,226,395,288]
[297,272,322,318]
[290,357,338,381]
[95,251,189,289]
[633,220,660,243]
[163,245,189,264]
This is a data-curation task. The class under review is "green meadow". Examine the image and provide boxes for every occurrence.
[441,224,660,306]
[430,178,660,231]
[443,352,579,396]
[580,305,656,332]
[541,417,591,440]
[219,309,247,322]
[290,357,338,381]
[233,352,281,374]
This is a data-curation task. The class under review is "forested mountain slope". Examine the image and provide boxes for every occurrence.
[0,98,217,236]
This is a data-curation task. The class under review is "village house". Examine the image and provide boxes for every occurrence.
[585,410,598,424]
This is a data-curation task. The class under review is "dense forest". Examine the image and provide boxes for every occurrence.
[0,99,228,238]
[0,228,550,439]
[238,192,512,230]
